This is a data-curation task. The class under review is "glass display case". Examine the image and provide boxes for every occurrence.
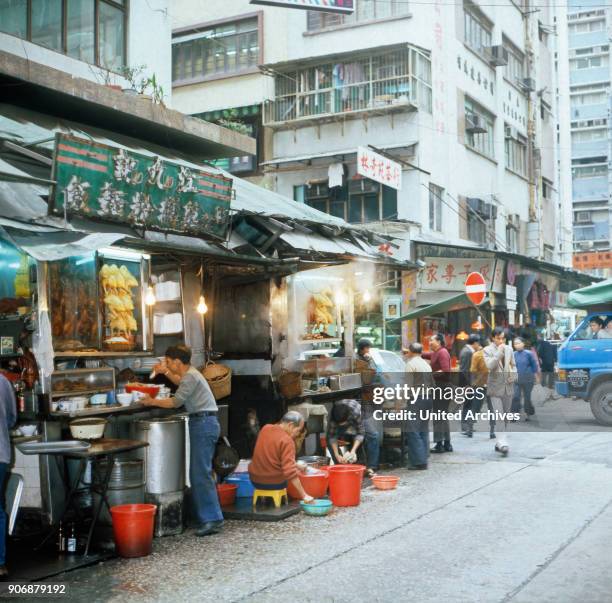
[49,253,100,352]
[296,357,353,391]
[98,252,145,352]
[0,239,36,320]
[48,248,151,355]
[49,367,115,399]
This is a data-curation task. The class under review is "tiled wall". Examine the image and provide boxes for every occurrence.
[11,442,42,508]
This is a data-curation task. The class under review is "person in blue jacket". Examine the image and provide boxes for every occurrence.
[511,337,539,420]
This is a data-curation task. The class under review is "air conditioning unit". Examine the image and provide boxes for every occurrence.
[520,78,536,92]
[466,115,487,134]
[467,197,486,215]
[577,240,594,249]
[576,211,591,223]
[505,125,518,139]
[486,45,509,67]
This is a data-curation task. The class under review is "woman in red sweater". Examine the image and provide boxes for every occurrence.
[249,411,314,502]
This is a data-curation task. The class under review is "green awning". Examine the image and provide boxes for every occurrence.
[387,292,476,323]
[568,279,612,309]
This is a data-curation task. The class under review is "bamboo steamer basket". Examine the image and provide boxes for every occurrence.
[278,370,303,399]
[202,362,232,400]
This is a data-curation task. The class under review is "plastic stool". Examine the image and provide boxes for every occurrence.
[253,488,288,508]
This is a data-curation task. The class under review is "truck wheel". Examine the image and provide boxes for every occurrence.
[589,382,612,426]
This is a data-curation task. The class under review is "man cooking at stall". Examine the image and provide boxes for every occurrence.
[248,411,314,503]
[140,345,224,537]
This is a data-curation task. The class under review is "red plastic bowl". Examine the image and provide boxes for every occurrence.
[371,475,400,490]
[216,483,237,506]
[125,383,160,398]
[287,471,329,500]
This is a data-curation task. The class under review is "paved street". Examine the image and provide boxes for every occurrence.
[56,397,612,603]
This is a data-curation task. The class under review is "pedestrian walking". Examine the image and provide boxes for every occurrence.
[142,345,224,537]
[423,333,453,454]
[404,342,433,469]
[512,337,539,420]
[459,334,481,435]
[536,330,557,393]
[470,337,496,439]
[0,374,16,578]
[483,328,517,456]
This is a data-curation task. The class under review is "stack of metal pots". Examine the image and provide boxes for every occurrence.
[133,415,186,537]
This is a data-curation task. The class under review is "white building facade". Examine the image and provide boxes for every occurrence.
[566,2,612,276]
[172,0,571,268]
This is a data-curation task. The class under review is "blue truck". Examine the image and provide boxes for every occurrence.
[555,279,612,425]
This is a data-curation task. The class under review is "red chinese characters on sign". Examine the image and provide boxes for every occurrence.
[357,147,402,190]
[420,258,505,293]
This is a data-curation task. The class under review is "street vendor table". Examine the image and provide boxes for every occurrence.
[35,439,149,557]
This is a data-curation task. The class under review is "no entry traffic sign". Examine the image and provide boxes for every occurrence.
[465,272,487,305]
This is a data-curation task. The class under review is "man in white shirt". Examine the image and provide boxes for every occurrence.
[404,343,433,469]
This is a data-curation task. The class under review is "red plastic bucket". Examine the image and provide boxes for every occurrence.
[287,471,329,499]
[217,483,238,506]
[328,465,365,507]
[110,504,156,558]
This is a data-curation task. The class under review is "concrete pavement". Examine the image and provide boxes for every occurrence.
[55,398,612,602]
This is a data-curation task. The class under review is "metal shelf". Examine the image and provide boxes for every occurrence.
[49,402,149,419]
[55,351,155,358]
[50,388,113,399]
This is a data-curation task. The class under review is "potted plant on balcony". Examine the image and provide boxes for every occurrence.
[120,64,147,96]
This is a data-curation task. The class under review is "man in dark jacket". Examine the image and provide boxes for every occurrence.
[536,331,557,392]
[459,334,482,436]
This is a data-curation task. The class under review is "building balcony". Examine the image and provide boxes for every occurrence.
[262,44,432,129]
[570,103,609,120]
[570,67,610,86]
[572,139,609,158]
[573,220,610,241]
[572,175,609,199]
[569,31,609,49]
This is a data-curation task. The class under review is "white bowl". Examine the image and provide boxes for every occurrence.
[70,418,107,440]
[19,424,38,437]
[117,393,133,406]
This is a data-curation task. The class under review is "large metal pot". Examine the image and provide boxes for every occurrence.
[298,455,330,468]
[93,459,145,525]
[133,416,185,495]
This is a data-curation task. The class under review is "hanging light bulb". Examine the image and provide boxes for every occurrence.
[145,284,156,306]
[334,290,346,306]
[197,294,208,314]
[363,289,372,303]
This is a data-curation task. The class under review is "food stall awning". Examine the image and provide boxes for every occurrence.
[260,142,418,169]
[279,231,378,258]
[387,292,477,323]
[568,278,612,309]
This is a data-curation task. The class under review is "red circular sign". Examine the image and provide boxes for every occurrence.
[465,272,487,305]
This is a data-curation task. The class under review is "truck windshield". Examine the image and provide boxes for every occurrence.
[573,314,612,340]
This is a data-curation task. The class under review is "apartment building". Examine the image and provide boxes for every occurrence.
[173,0,571,269]
[567,4,612,276]
[0,0,173,102]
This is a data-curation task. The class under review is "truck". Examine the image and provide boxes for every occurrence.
[555,279,612,425]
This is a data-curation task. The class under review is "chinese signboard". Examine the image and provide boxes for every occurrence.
[50,134,233,239]
[419,257,505,294]
[357,146,402,191]
[250,0,354,12]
